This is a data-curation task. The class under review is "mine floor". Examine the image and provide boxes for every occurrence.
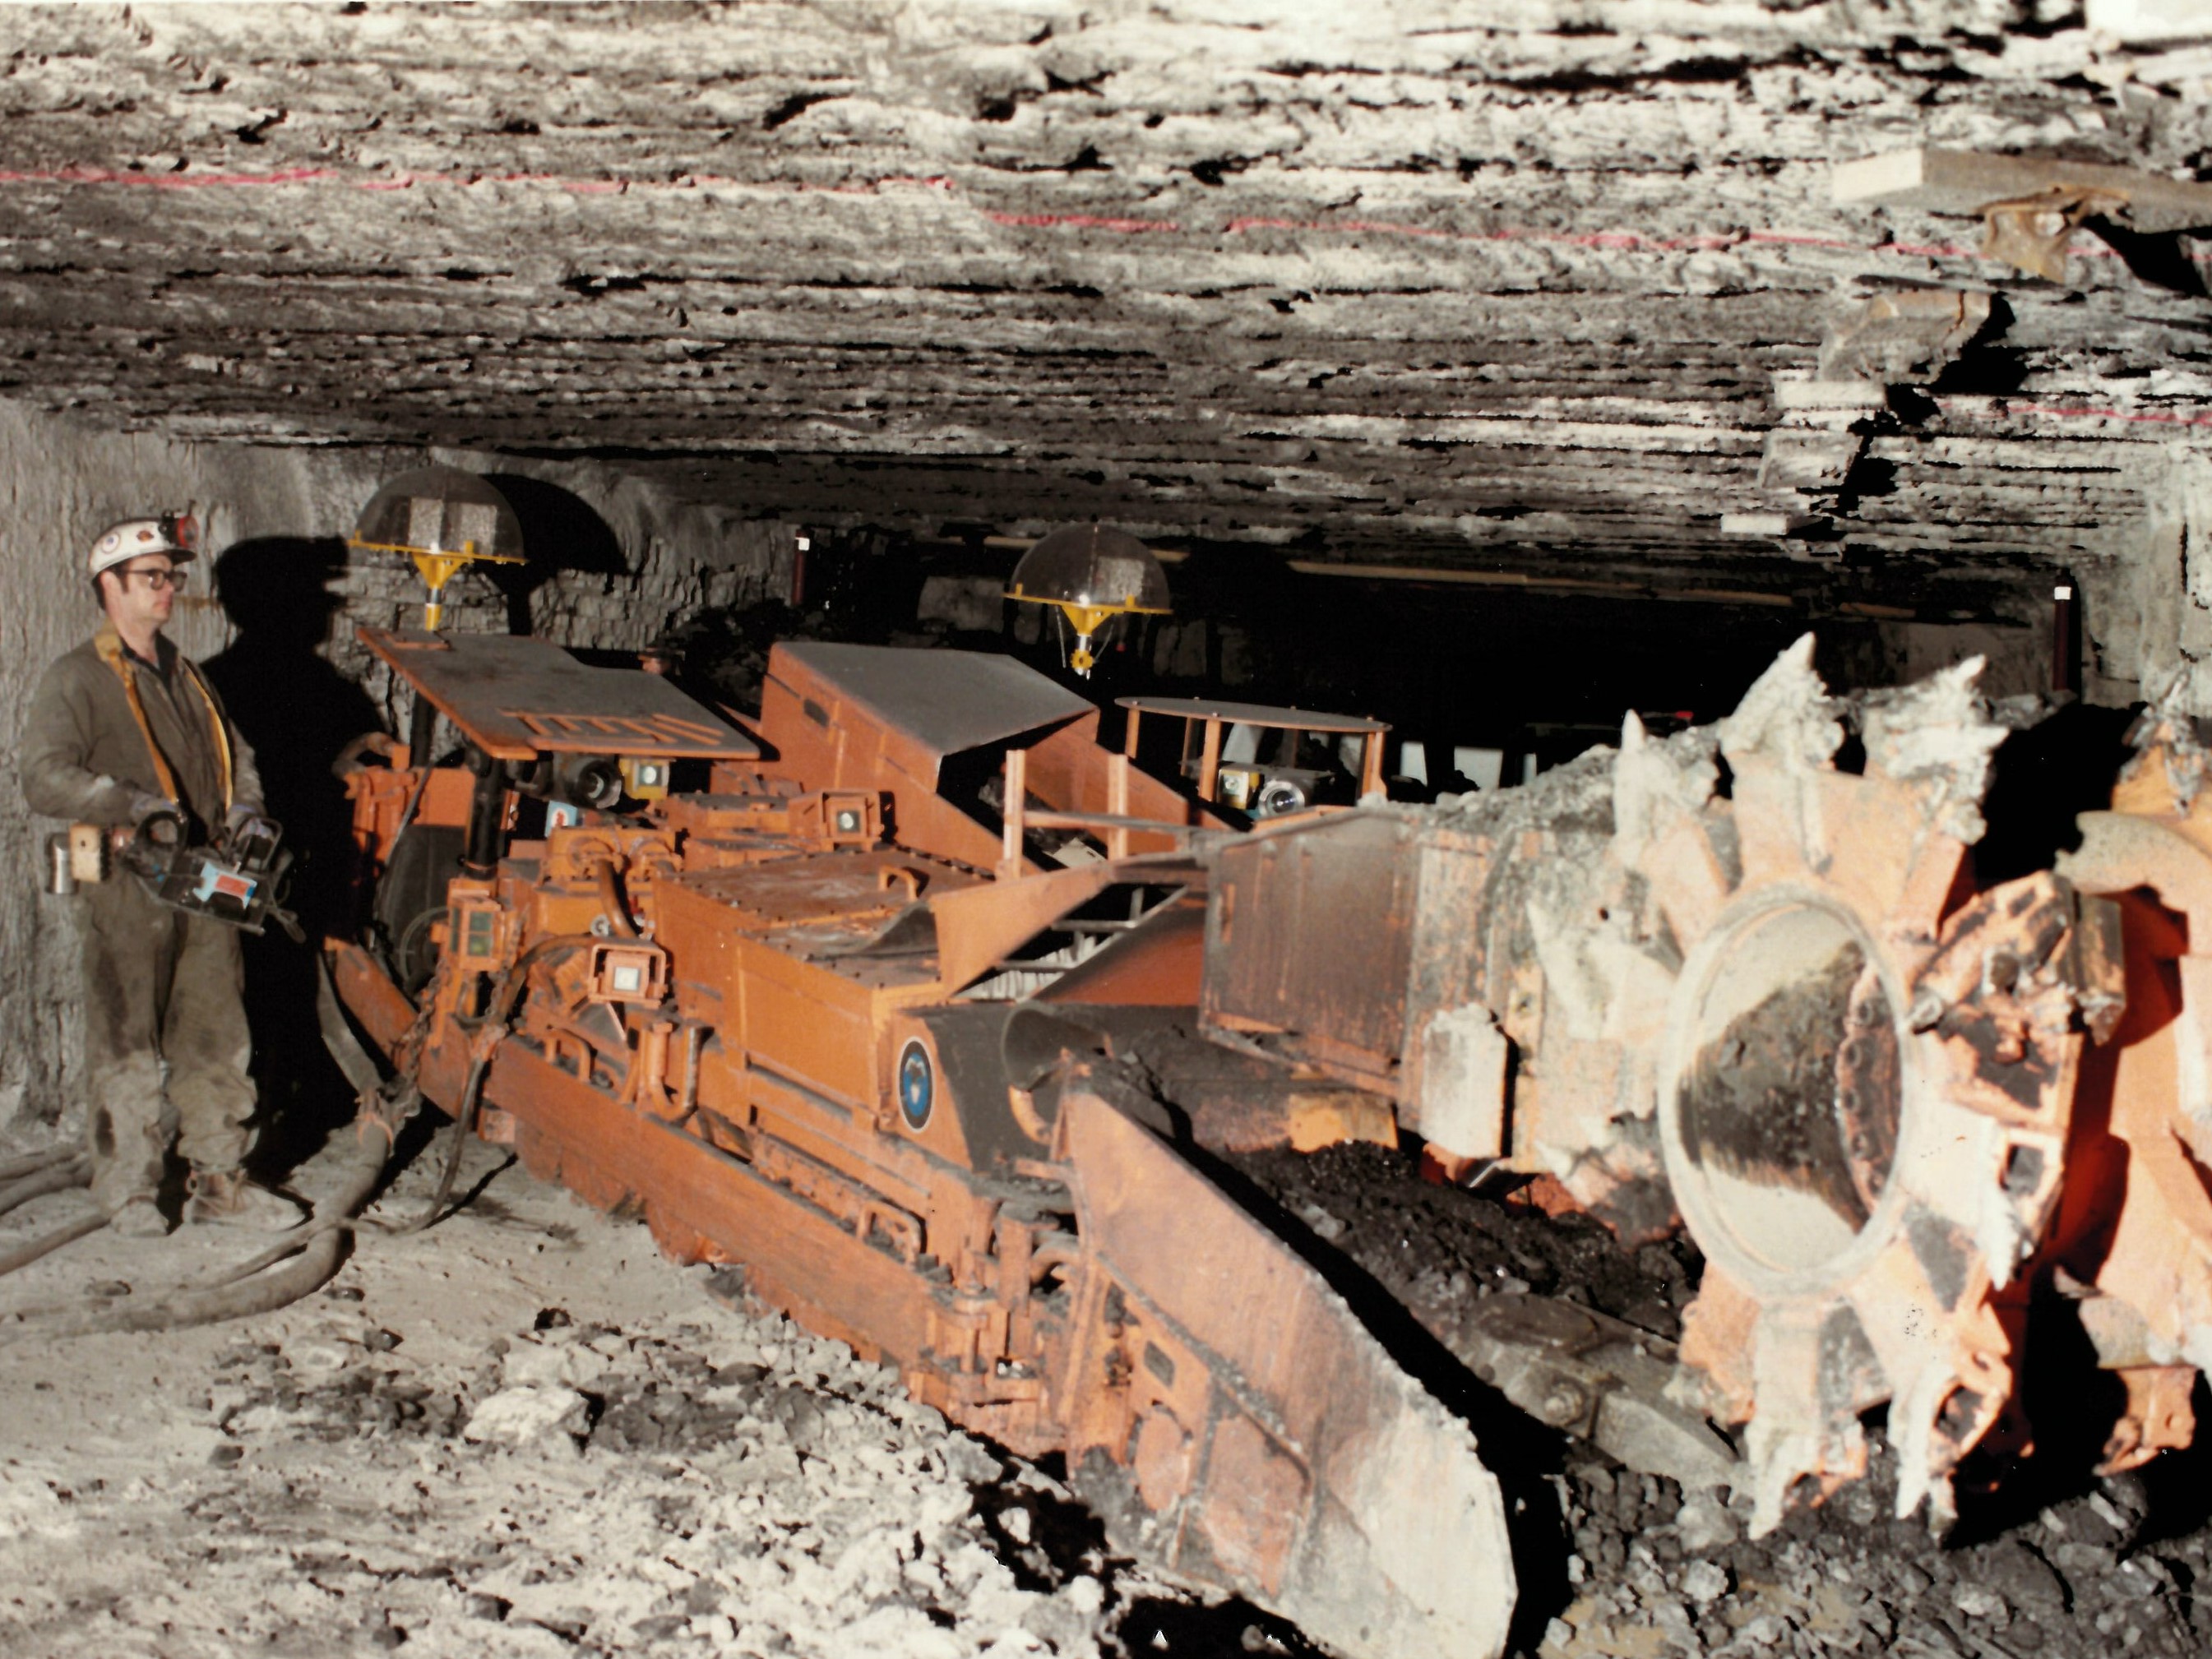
[0,1134,1159,1659]
[0,1130,2205,1659]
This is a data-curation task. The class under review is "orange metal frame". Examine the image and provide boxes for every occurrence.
[329,634,1506,1657]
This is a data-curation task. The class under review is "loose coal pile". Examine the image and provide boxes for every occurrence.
[1225,1141,1699,1339]
[1224,1141,2212,1659]
[1548,1444,2211,1659]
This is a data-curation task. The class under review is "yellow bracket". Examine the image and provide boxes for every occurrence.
[347,535,528,630]
[1006,595,1171,678]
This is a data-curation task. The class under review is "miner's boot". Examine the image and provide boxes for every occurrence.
[185,1168,305,1231]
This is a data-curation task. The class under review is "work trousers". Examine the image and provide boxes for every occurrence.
[75,875,256,1214]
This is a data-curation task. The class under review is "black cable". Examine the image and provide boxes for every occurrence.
[397,934,595,1235]
[0,1213,107,1278]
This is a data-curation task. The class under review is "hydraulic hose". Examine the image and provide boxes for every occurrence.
[399,933,596,1235]
[0,1158,90,1222]
[594,860,641,938]
[392,764,434,844]
[0,1116,408,1345]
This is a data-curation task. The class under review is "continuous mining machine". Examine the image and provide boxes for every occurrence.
[325,606,2212,1657]
[326,624,1520,1659]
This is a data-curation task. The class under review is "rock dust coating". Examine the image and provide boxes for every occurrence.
[0,1141,1133,1658]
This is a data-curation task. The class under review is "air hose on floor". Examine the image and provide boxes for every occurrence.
[0,1109,413,1343]
[0,931,598,1338]
[0,1155,98,1284]
[0,1154,90,1221]
[0,958,428,1337]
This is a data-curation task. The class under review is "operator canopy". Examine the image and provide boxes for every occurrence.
[349,467,526,629]
[1004,524,1171,677]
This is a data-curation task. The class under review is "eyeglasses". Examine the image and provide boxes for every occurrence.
[124,567,188,591]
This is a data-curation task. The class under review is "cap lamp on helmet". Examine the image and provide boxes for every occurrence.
[87,513,200,582]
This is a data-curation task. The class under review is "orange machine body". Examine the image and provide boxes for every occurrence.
[337,635,1215,1450]
[329,630,1516,1659]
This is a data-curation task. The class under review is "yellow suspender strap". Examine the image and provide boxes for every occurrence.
[93,626,234,814]
[94,626,178,804]
[176,656,236,813]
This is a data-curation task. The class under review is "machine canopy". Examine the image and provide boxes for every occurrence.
[360,626,761,763]
[772,642,1094,766]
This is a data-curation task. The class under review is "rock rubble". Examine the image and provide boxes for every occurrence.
[0,1148,1155,1658]
[1224,1136,2212,1659]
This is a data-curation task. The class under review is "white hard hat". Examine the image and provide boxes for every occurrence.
[88,513,199,581]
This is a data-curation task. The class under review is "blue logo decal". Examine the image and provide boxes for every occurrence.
[897,1039,932,1131]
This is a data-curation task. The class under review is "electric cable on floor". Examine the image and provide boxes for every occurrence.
[0,1156,90,1222]
[0,930,596,1335]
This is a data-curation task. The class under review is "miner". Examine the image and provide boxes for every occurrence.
[19,514,301,1236]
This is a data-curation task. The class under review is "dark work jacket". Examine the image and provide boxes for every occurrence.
[20,626,262,838]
